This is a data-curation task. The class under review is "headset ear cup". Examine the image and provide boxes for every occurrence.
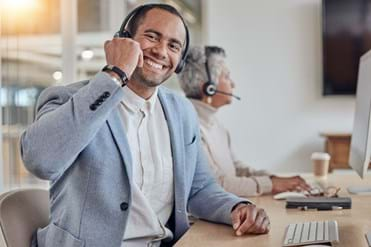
[203,82,216,96]
[122,30,132,38]
[114,30,131,38]
[121,30,132,38]
[175,59,185,74]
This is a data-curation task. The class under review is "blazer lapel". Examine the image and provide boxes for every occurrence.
[158,89,186,205]
[106,108,133,184]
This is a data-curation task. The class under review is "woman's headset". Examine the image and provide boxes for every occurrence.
[202,47,217,96]
[114,4,190,74]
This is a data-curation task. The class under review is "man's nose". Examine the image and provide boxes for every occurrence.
[152,41,167,59]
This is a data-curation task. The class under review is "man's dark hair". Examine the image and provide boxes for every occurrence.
[126,4,187,38]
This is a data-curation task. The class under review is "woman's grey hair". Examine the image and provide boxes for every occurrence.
[178,46,226,99]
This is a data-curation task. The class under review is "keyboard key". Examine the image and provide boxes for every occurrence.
[292,223,303,244]
[317,221,324,241]
[284,224,296,244]
[329,220,340,243]
[324,221,329,241]
[308,222,317,242]
[301,222,310,242]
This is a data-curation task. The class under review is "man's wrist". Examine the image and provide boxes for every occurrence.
[231,201,251,212]
[104,71,122,87]
[102,65,128,87]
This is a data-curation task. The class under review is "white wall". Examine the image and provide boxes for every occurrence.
[205,0,355,173]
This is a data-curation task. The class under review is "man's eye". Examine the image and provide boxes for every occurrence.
[169,43,181,52]
[146,34,157,41]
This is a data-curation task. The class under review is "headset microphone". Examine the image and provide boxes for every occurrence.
[203,83,241,100]
[214,90,241,100]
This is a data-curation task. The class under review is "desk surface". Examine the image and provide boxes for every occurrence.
[175,173,371,247]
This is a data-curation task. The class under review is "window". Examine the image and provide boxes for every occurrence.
[1,0,202,190]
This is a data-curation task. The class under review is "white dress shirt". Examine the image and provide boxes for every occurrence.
[119,86,174,246]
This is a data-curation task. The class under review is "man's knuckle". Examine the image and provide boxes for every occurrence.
[249,204,256,209]
[246,217,254,225]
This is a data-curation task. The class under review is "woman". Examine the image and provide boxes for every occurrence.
[178,46,309,197]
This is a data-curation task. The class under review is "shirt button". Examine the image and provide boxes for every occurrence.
[120,202,128,211]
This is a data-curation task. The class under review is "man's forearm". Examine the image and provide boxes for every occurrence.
[21,72,123,180]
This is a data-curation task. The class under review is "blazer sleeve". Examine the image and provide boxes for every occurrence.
[187,139,249,226]
[183,104,249,225]
[20,72,124,181]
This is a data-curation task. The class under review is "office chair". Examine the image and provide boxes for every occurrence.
[0,189,49,247]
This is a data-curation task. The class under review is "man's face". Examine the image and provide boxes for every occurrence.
[131,8,186,87]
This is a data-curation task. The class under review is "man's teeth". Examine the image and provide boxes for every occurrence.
[145,59,163,70]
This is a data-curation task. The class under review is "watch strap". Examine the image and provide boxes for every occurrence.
[102,65,128,87]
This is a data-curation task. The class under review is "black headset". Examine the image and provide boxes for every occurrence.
[203,48,217,96]
[114,4,190,74]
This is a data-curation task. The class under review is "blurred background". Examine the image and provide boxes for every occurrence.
[0,0,204,190]
[0,0,363,191]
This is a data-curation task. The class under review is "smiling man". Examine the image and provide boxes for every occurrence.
[20,4,270,247]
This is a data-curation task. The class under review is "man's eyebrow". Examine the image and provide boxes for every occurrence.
[144,29,184,47]
[144,29,161,36]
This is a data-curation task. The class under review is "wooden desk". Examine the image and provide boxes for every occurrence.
[175,174,371,247]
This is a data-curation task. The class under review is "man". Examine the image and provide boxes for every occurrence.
[178,46,310,197]
[20,4,270,247]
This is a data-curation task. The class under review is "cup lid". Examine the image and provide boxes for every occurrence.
[311,152,331,160]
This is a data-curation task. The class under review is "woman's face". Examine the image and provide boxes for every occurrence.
[209,63,235,108]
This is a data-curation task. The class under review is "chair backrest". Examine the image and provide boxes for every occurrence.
[0,189,49,247]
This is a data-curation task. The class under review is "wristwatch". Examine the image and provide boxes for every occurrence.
[102,65,128,87]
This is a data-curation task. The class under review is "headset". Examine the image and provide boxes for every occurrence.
[202,47,241,100]
[114,4,190,74]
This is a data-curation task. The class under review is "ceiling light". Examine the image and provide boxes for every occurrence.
[52,71,62,81]
[81,49,94,61]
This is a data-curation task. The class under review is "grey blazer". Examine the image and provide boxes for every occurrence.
[20,72,245,247]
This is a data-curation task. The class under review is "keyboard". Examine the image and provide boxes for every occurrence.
[283,220,339,246]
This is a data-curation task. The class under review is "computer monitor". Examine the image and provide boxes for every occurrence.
[349,50,371,179]
[348,50,371,246]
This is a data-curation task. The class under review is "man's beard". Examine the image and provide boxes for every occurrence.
[131,67,172,88]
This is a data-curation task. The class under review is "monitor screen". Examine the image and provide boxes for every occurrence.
[323,0,371,95]
[349,50,371,178]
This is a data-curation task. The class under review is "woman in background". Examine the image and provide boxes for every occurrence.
[178,46,310,197]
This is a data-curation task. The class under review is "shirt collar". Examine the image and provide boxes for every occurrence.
[121,86,158,114]
[189,99,218,126]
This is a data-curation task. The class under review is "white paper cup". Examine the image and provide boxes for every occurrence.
[311,152,331,178]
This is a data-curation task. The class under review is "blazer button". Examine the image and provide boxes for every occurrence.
[103,91,111,98]
[120,202,128,211]
[89,104,97,111]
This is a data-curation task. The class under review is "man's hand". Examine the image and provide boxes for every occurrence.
[231,203,270,236]
[271,175,311,194]
[104,38,144,78]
